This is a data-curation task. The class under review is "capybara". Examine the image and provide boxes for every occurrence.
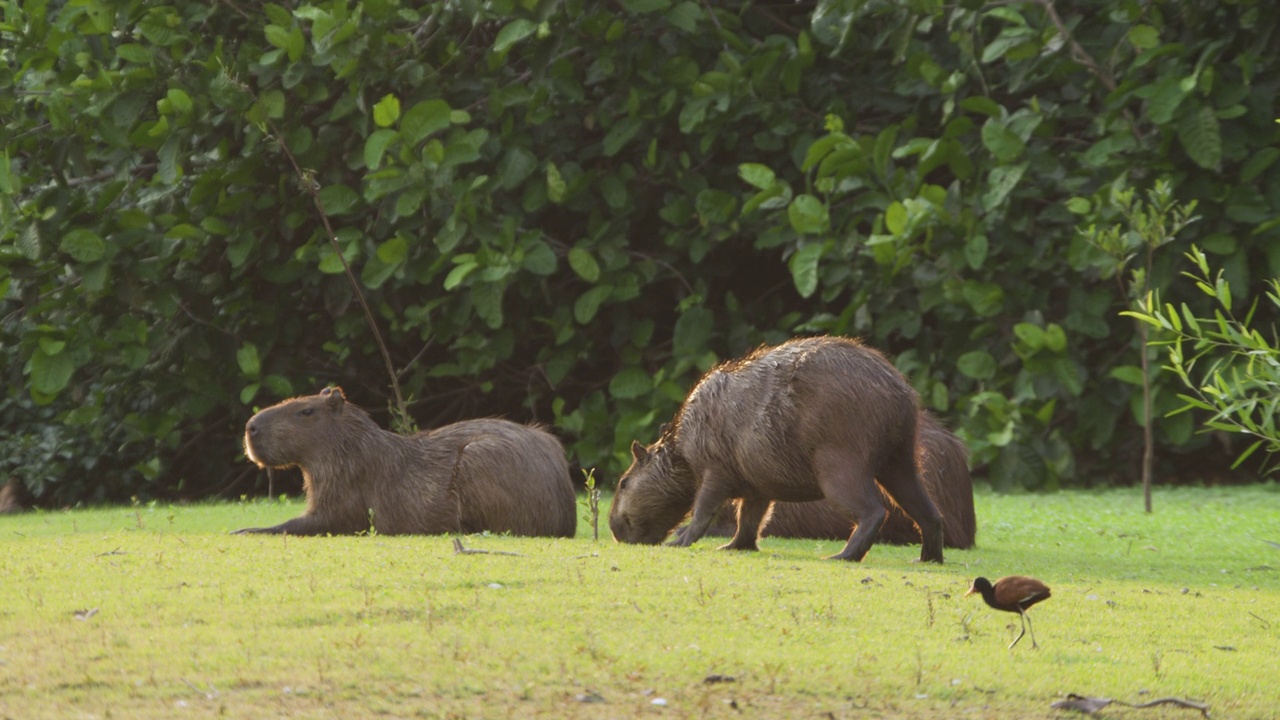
[695,412,975,548]
[609,335,945,563]
[234,387,576,537]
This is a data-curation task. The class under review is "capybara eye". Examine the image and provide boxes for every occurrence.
[299,408,313,417]
[619,478,629,490]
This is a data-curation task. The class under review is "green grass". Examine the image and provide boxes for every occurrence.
[2,485,1278,719]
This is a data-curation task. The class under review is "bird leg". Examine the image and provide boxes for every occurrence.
[1008,609,1038,650]
[1008,612,1026,649]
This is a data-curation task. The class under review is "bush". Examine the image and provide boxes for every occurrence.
[2,1,1278,504]
[1127,245,1280,473]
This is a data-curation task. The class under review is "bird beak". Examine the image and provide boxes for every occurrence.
[963,586,975,597]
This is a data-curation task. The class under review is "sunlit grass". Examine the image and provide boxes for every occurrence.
[1,485,1277,718]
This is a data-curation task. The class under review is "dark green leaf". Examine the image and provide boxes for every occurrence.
[318,184,360,215]
[603,117,642,157]
[673,306,713,355]
[237,343,261,378]
[609,367,652,399]
[981,118,1025,163]
[1127,25,1159,50]
[787,194,828,235]
[789,244,824,298]
[696,189,738,225]
[494,19,537,53]
[738,163,776,190]
[30,349,75,396]
[401,99,452,145]
[498,147,538,189]
[624,0,672,12]
[665,2,703,32]
[574,285,612,324]
[568,248,601,282]
[523,240,557,275]
[60,229,106,263]
[982,162,1028,211]
[364,129,398,170]
[957,351,996,380]
[1177,104,1221,170]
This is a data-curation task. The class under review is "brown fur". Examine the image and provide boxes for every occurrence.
[697,412,975,548]
[609,336,945,563]
[235,387,576,537]
[0,478,28,515]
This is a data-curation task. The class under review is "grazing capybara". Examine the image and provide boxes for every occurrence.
[696,412,976,548]
[235,386,576,537]
[609,335,945,563]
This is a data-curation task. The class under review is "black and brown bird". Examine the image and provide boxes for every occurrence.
[966,575,1051,649]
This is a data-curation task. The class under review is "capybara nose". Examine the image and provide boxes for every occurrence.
[247,422,258,437]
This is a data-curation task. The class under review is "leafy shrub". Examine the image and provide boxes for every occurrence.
[2,1,1278,504]
[1127,246,1280,473]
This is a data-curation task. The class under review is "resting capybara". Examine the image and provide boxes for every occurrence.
[234,386,576,537]
[609,335,945,563]
[696,412,975,548]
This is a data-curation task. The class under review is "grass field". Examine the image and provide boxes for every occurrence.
[2,484,1278,719]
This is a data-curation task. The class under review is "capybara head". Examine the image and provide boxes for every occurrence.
[609,438,697,545]
[244,386,362,469]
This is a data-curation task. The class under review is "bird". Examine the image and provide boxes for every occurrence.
[966,575,1051,649]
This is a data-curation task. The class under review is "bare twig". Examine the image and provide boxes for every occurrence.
[182,678,219,699]
[1036,0,1115,91]
[1035,0,1145,143]
[396,340,435,380]
[265,118,411,429]
[1052,693,1211,718]
[452,537,525,557]
[215,0,250,20]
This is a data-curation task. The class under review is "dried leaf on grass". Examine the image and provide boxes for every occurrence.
[1052,693,1211,718]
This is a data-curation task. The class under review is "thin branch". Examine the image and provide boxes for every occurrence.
[1037,0,1115,91]
[396,339,435,380]
[264,118,411,429]
[452,538,525,557]
[216,0,251,20]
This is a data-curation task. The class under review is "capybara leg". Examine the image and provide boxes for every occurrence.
[878,453,945,563]
[231,515,331,536]
[814,448,886,562]
[721,497,771,551]
[670,475,733,547]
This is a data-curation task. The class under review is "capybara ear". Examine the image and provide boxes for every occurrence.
[630,439,648,462]
[321,386,346,410]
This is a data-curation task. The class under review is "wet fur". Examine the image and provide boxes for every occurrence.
[610,336,945,563]
[236,387,576,537]
[701,412,975,548]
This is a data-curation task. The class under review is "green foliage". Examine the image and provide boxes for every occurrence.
[2,1,1278,503]
[1126,246,1280,472]
[579,467,601,541]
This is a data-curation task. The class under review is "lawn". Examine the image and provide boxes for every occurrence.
[1,484,1278,719]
